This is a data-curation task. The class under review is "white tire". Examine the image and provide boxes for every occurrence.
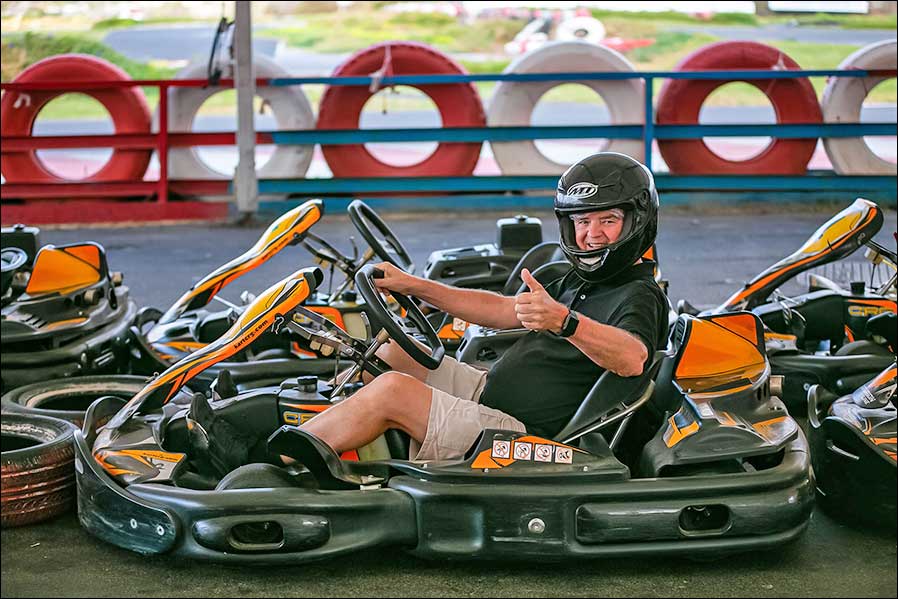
[821,39,896,175]
[157,54,314,182]
[487,41,644,175]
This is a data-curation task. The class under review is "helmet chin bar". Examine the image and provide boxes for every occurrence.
[578,251,609,267]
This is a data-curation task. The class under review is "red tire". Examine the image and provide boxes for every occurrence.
[0,54,152,184]
[656,41,822,175]
[316,42,485,178]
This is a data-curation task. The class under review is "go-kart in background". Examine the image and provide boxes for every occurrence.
[2,206,896,598]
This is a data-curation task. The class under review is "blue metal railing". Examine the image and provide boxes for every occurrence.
[254,67,897,204]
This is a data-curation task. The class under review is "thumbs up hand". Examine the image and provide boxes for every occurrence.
[515,268,569,334]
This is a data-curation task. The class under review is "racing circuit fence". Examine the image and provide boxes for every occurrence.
[1,40,896,224]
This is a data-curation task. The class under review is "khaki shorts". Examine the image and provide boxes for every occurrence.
[410,356,527,462]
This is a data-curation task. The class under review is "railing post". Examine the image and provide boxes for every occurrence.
[234,0,258,216]
[644,75,654,172]
[158,83,169,204]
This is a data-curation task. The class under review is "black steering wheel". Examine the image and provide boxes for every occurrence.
[300,232,356,275]
[347,200,415,273]
[354,265,443,370]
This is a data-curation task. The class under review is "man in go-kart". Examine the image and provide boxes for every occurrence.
[285,152,670,462]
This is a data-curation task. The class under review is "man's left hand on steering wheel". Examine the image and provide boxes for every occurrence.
[371,262,418,296]
[354,264,443,370]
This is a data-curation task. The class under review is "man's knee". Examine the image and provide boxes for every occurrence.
[363,372,428,415]
[368,371,417,398]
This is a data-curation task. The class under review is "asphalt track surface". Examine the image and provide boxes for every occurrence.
[2,206,897,598]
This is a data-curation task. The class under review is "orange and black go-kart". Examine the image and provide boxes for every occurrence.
[676,198,896,412]
[129,200,325,378]
[1,225,136,394]
[807,360,896,529]
[74,264,812,564]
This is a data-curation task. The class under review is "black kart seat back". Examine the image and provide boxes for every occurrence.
[554,349,669,445]
[502,242,565,296]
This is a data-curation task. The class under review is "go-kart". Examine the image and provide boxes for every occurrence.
[75,263,812,563]
[807,359,896,529]
[1,225,136,394]
[676,198,896,411]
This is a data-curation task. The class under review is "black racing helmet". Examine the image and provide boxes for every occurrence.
[554,152,659,283]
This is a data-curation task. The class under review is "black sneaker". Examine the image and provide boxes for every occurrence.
[188,392,255,477]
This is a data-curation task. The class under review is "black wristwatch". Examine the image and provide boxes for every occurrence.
[556,310,580,338]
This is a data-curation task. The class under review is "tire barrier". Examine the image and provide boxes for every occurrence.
[1,412,77,528]
[656,41,823,175]
[0,54,152,184]
[487,41,644,175]
[821,39,897,176]
[160,54,315,183]
[316,41,486,178]
[1,375,155,427]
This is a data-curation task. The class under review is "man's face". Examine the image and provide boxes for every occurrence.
[571,209,625,251]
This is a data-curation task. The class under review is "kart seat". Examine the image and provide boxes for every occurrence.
[501,242,565,296]
[553,349,669,449]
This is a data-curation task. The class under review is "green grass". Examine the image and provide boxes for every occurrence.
[760,12,897,30]
[90,17,214,30]
[263,9,522,54]
[591,8,758,26]
[1,32,178,82]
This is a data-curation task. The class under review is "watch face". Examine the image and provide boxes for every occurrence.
[562,311,579,337]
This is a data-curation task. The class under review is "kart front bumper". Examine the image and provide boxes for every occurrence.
[74,428,813,564]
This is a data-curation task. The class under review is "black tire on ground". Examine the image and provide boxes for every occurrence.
[0,375,169,426]
[1,412,77,528]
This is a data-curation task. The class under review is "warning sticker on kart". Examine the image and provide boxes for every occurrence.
[513,441,532,460]
[452,318,468,333]
[554,447,573,464]
[491,440,511,460]
[534,443,554,462]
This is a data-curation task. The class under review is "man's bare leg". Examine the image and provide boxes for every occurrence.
[294,372,433,456]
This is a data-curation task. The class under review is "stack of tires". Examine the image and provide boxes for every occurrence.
[2,412,76,528]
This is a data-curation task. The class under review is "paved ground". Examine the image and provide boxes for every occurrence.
[2,207,897,598]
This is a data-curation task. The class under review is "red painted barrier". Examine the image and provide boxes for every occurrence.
[316,41,486,178]
[655,41,823,175]
[0,54,153,185]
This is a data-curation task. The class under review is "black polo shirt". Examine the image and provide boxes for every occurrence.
[478,261,668,439]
